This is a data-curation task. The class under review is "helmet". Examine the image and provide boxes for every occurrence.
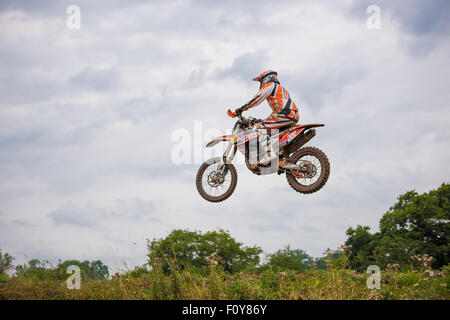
[252,70,279,88]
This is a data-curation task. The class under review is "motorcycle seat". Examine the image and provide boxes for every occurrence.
[275,125,293,133]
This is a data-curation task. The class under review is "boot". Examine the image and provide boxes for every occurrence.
[257,143,278,165]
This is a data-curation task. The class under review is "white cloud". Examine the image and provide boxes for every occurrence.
[0,0,449,270]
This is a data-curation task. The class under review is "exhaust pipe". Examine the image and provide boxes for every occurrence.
[280,163,301,170]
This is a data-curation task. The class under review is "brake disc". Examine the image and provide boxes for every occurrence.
[207,171,224,187]
[301,161,317,178]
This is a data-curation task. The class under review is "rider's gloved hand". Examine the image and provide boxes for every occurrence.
[247,116,255,123]
[248,117,262,126]
[235,107,244,115]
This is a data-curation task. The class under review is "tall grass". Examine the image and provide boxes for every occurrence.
[1,256,448,300]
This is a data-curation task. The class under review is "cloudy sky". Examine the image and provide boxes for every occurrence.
[0,0,449,272]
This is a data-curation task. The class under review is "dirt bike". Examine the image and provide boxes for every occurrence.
[196,109,330,202]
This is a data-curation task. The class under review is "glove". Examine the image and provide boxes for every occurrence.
[235,107,245,115]
[247,117,261,125]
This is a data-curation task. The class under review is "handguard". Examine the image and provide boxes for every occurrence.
[227,109,236,118]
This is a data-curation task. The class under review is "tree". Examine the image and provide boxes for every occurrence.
[345,225,378,271]
[377,183,449,268]
[15,259,109,280]
[265,245,311,272]
[56,260,109,280]
[15,259,59,280]
[372,235,411,268]
[345,183,450,270]
[147,229,263,274]
[0,250,14,279]
[313,256,328,270]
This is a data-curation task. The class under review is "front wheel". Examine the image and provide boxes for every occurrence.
[286,146,330,194]
[196,157,238,202]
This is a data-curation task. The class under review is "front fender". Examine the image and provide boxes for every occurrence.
[206,135,234,148]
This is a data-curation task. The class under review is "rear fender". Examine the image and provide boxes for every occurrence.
[278,124,324,146]
[292,123,325,131]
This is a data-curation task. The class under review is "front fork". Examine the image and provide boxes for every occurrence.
[217,130,238,174]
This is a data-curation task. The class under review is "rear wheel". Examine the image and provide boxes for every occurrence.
[196,157,238,202]
[286,146,330,194]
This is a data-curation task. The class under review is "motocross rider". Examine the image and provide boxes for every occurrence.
[234,70,299,166]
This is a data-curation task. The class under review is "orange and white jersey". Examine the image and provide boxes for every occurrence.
[241,82,299,122]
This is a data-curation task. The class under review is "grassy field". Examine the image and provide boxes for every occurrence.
[1,262,448,300]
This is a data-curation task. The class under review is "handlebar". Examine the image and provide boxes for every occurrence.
[227,108,246,122]
[226,109,262,128]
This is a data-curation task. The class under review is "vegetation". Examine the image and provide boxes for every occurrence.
[0,183,448,300]
[13,259,109,281]
[0,250,14,282]
[346,183,449,271]
[0,250,448,300]
[147,229,262,274]
[264,246,311,272]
